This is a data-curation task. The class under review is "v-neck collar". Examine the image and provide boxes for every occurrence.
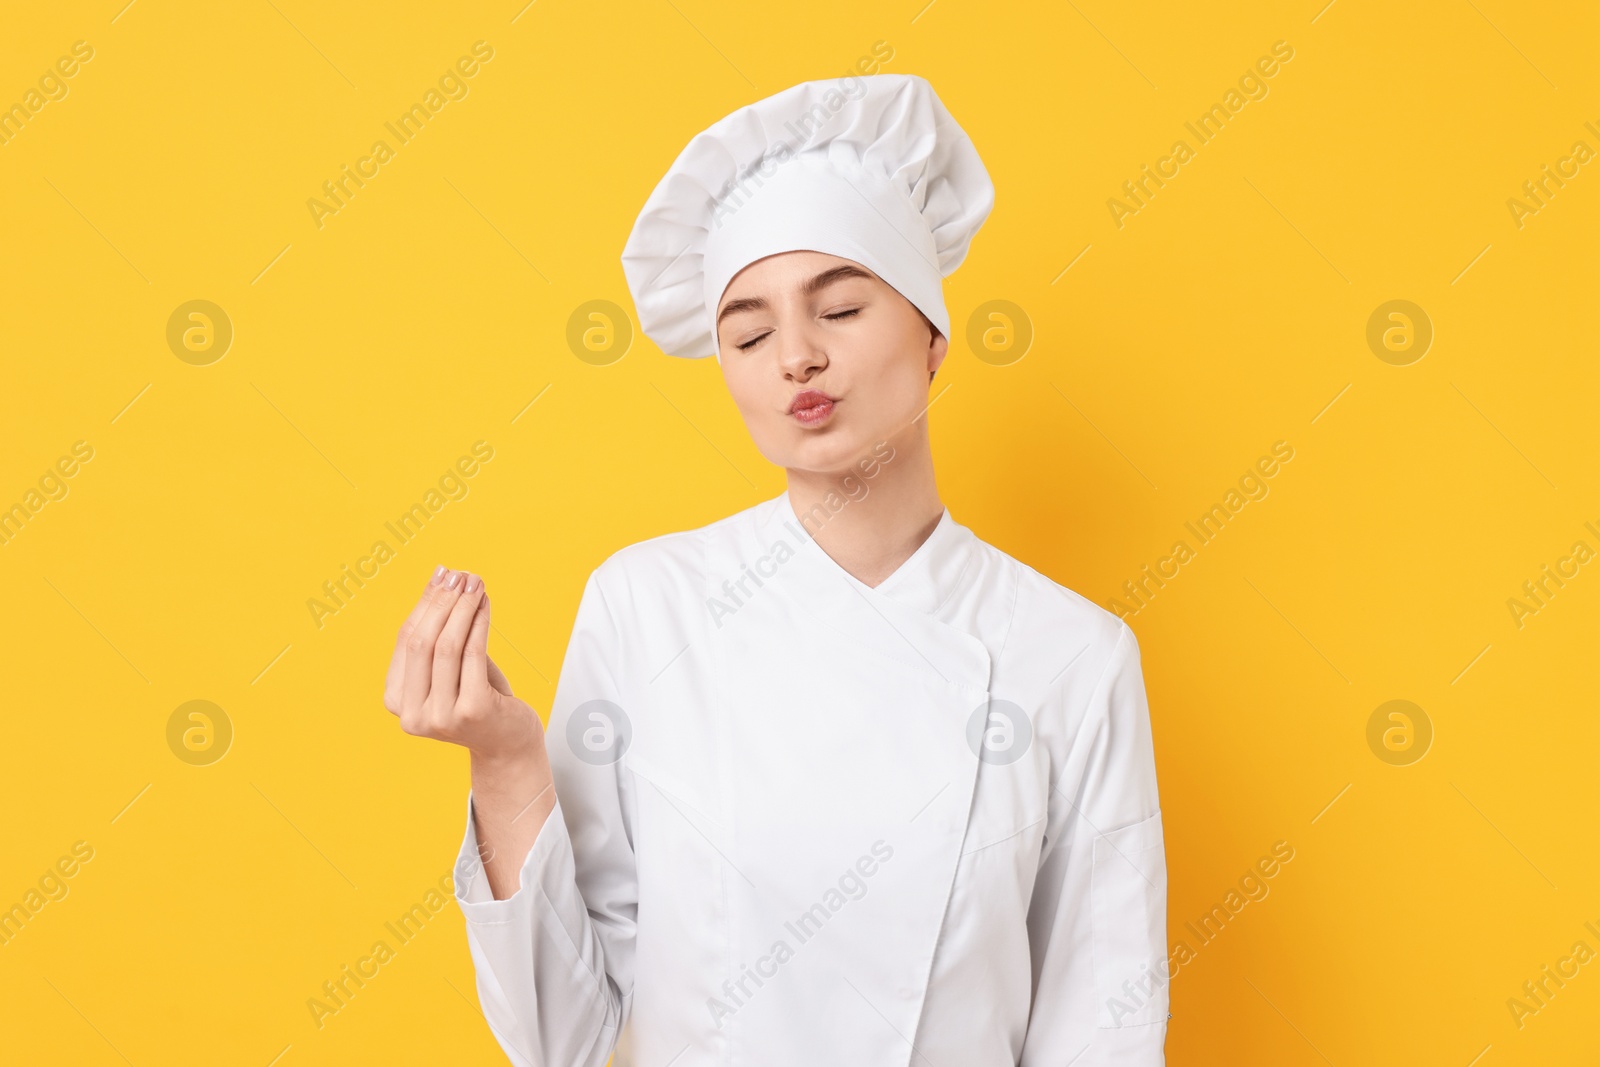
[757,489,974,619]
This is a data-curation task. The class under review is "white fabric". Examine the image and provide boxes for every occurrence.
[453,493,1169,1065]
[620,74,995,358]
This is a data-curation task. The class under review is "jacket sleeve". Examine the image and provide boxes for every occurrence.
[451,569,638,1067]
[1021,621,1169,1067]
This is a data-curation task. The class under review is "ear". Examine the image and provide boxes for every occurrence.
[927,325,949,379]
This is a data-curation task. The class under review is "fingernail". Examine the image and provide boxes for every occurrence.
[445,571,461,590]
[466,574,482,594]
[431,565,446,586]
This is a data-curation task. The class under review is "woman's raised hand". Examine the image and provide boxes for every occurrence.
[386,566,556,899]
[384,566,544,762]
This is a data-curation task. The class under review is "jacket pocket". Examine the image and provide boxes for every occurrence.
[1090,809,1167,1028]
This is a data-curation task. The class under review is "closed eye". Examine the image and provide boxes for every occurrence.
[734,308,861,351]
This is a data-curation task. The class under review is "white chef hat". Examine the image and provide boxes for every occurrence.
[620,73,994,359]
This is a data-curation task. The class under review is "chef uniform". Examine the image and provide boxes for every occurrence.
[453,74,1169,1067]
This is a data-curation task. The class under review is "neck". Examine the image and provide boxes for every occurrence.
[784,422,943,588]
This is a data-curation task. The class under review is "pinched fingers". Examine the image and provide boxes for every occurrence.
[430,573,485,708]
[400,569,468,722]
[385,566,447,714]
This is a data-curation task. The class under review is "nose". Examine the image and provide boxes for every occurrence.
[775,315,828,382]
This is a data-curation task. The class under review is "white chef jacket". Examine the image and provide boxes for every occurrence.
[453,491,1168,1066]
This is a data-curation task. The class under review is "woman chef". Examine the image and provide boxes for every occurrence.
[384,73,1169,1066]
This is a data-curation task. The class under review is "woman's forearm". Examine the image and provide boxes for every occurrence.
[469,744,557,900]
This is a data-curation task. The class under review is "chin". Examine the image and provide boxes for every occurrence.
[775,431,879,476]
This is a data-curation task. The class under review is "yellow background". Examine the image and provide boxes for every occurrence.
[2,1,1596,1063]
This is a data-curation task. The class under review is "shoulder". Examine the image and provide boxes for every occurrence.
[968,531,1129,647]
[585,496,771,610]
[965,531,1137,688]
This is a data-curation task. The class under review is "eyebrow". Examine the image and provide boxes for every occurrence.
[716,264,876,326]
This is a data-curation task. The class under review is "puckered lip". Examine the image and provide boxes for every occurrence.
[788,389,838,414]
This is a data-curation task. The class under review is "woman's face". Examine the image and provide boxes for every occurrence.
[714,250,948,476]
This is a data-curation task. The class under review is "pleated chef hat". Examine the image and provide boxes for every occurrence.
[620,73,994,359]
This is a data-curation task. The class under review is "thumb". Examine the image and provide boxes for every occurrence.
[486,655,513,698]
